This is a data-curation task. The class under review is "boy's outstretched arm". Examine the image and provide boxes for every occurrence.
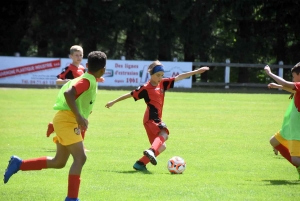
[264,65,294,89]
[175,67,209,82]
[56,79,69,85]
[105,93,132,108]
[268,83,296,94]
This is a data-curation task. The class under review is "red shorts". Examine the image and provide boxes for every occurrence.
[144,120,169,144]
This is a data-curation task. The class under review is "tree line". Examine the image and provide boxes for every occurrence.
[1,0,299,83]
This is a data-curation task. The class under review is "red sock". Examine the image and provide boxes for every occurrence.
[20,157,47,171]
[275,144,296,166]
[81,130,86,140]
[68,175,81,199]
[151,136,165,156]
[139,156,150,165]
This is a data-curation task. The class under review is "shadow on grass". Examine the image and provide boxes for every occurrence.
[262,180,300,185]
[100,169,153,174]
[99,170,178,175]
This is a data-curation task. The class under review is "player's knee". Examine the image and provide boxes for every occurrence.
[56,162,67,169]
[291,157,300,167]
[50,157,68,169]
[159,130,169,141]
[51,159,67,169]
[269,136,279,147]
[75,154,87,166]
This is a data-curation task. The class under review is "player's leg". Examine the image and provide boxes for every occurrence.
[270,131,279,155]
[65,141,86,200]
[3,142,70,184]
[21,142,70,170]
[52,110,86,199]
[143,121,169,166]
[270,132,294,165]
[133,126,152,171]
[135,143,167,170]
[288,140,300,179]
[46,122,55,137]
[46,142,70,168]
[81,130,89,152]
[150,129,168,155]
[133,122,167,170]
[158,142,167,153]
[273,148,278,155]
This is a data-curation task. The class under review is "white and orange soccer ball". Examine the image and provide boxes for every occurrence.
[167,156,186,174]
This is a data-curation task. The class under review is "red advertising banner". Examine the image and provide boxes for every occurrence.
[0,60,61,78]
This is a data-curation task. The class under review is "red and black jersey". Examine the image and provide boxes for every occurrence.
[57,64,85,79]
[131,77,175,123]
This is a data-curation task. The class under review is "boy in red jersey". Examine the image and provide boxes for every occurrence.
[264,63,300,179]
[105,60,209,171]
[56,45,86,85]
[47,45,86,138]
[4,51,107,201]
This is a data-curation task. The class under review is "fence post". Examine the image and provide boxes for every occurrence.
[225,59,230,89]
[278,61,283,90]
[278,61,283,77]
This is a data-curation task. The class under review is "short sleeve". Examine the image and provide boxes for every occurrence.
[131,85,147,101]
[161,77,175,91]
[294,82,300,92]
[73,78,90,98]
[57,67,70,79]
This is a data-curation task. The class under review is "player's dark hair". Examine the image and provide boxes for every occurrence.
[291,62,300,75]
[87,51,107,72]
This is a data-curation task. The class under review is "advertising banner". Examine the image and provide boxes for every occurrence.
[0,56,192,88]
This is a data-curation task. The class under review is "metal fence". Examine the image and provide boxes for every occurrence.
[192,59,294,88]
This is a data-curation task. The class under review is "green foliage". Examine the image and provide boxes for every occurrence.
[1,1,300,83]
[0,88,300,200]
[0,1,298,61]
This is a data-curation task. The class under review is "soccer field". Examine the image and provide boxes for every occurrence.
[0,88,299,201]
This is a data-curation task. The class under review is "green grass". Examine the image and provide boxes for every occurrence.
[0,88,299,201]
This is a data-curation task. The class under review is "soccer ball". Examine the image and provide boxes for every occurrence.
[167,156,186,174]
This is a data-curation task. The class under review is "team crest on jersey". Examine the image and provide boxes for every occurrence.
[74,128,81,135]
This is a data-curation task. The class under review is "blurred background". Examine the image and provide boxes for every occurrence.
[1,0,299,84]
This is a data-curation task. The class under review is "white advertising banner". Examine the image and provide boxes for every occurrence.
[0,56,193,88]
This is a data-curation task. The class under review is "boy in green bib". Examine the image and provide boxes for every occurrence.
[4,51,107,201]
[264,63,300,179]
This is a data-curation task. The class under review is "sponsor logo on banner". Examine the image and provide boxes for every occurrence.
[0,57,192,88]
[164,67,188,78]
[103,69,113,77]
[139,66,188,84]
[140,65,150,84]
[0,60,61,78]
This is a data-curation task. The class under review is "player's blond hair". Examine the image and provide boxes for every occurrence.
[70,45,83,55]
[148,60,162,74]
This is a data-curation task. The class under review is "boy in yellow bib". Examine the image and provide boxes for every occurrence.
[4,51,107,201]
